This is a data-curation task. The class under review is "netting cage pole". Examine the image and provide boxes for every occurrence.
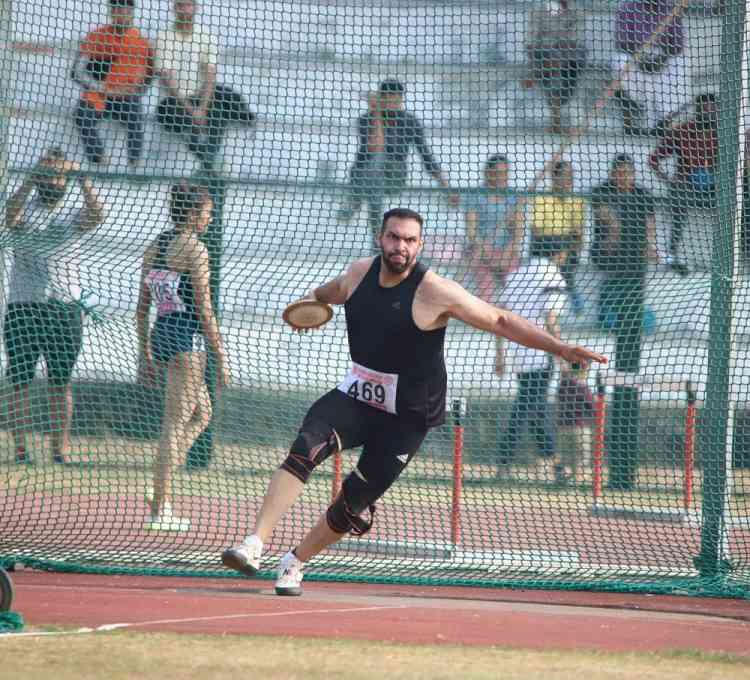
[697,0,749,579]
[0,0,12,316]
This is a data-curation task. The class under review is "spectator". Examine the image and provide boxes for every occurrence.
[495,257,570,484]
[155,0,255,173]
[592,156,656,490]
[529,160,585,314]
[613,0,692,136]
[649,93,719,275]
[3,149,105,464]
[522,0,586,134]
[556,360,594,484]
[72,0,155,169]
[590,154,657,351]
[337,79,457,248]
[464,154,524,303]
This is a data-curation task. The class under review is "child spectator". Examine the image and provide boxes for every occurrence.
[556,361,595,484]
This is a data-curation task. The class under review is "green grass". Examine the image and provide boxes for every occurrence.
[2,631,749,680]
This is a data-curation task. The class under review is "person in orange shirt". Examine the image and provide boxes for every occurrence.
[72,0,154,169]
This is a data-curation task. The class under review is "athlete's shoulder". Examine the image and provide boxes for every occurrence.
[171,231,207,261]
[342,256,376,300]
[419,269,463,299]
[347,256,376,276]
[415,270,473,322]
[183,231,208,251]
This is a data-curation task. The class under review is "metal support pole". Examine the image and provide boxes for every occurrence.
[0,0,14,316]
[696,0,748,578]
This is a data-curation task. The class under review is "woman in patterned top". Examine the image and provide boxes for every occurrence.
[136,182,230,531]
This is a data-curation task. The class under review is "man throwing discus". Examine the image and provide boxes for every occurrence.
[221,207,607,595]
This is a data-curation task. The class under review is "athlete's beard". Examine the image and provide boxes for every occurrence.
[381,248,413,275]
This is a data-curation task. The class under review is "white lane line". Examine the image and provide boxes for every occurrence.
[0,604,408,639]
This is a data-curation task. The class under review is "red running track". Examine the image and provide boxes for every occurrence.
[4,571,750,654]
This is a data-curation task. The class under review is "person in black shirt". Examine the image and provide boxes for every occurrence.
[337,80,457,247]
[590,153,657,350]
[590,154,657,490]
[221,207,607,596]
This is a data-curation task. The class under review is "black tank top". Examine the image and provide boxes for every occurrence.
[148,230,197,319]
[344,257,447,428]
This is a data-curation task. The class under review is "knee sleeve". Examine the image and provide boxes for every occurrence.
[280,422,340,484]
[325,470,377,536]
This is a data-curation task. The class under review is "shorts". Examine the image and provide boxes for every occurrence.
[3,301,83,387]
[299,389,428,497]
[150,313,201,364]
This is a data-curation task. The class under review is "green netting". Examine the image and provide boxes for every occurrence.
[0,0,748,599]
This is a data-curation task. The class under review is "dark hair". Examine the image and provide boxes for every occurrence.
[169,182,211,227]
[611,153,634,170]
[485,154,509,171]
[43,147,66,162]
[379,79,405,94]
[695,92,717,106]
[110,0,135,7]
[552,160,571,176]
[380,207,424,233]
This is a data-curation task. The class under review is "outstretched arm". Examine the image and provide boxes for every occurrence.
[424,275,607,367]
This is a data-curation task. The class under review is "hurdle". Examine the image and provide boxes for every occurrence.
[591,377,701,525]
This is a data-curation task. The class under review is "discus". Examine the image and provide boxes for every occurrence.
[0,567,13,612]
[282,300,333,330]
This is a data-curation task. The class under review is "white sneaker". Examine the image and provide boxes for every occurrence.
[221,535,263,577]
[144,503,191,532]
[275,550,304,596]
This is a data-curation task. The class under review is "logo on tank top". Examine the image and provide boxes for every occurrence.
[392,301,401,309]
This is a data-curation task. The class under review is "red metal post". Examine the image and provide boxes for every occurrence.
[451,399,465,546]
[684,381,697,511]
[593,371,606,504]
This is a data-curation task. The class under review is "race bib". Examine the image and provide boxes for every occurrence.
[338,361,398,415]
[146,269,185,316]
